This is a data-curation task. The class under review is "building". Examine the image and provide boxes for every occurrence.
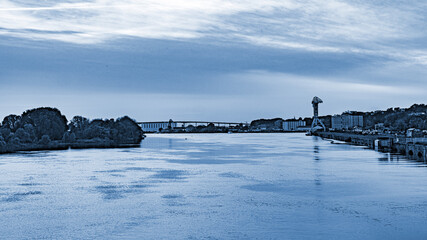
[283,118,306,131]
[140,120,177,132]
[331,115,363,130]
[319,115,332,129]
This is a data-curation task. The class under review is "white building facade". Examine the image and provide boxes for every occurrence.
[140,121,177,132]
[331,115,363,130]
[283,119,306,131]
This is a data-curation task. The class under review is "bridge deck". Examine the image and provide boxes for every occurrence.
[138,121,249,125]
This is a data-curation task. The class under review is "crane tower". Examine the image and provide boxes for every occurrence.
[311,96,326,132]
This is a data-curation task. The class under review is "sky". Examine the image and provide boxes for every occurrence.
[0,0,426,122]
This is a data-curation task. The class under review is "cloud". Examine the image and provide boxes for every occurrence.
[225,70,427,96]
[1,0,426,64]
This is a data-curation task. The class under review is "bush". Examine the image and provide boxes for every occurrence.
[69,115,143,145]
[11,137,21,146]
[15,128,32,143]
[62,132,77,143]
[0,136,6,147]
[39,135,51,145]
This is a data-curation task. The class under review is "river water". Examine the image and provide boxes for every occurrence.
[1,133,427,239]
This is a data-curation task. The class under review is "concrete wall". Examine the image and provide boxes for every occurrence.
[318,131,427,161]
[406,144,427,161]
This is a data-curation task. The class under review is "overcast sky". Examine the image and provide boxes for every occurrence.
[0,0,426,122]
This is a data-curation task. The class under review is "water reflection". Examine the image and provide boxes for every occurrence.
[313,136,320,161]
[168,138,173,149]
[313,146,320,161]
[377,152,421,165]
[312,137,322,188]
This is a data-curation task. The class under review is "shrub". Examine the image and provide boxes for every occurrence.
[39,135,51,145]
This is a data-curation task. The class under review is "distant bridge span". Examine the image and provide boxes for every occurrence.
[137,120,249,132]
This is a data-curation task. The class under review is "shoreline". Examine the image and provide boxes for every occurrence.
[144,131,307,134]
[0,142,142,155]
[3,132,425,161]
[0,132,304,154]
[315,131,426,161]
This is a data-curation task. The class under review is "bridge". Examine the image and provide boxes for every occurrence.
[137,120,249,132]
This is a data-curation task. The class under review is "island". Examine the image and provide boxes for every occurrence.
[0,107,145,154]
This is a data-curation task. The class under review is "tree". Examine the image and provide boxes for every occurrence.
[69,132,76,142]
[114,116,144,144]
[394,119,406,131]
[62,132,77,143]
[205,123,216,133]
[39,135,51,145]
[15,128,32,143]
[69,116,90,138]
[24,124,36,139]
[20,107,68,140]
[68,115,143,144]
[10,136,21,146]
[409,116,426,129]
[0,128,11,141]
[0,135,6,150]
[1,114,21,131]
[0,107,146,154]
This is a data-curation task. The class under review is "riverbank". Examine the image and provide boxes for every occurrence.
[0,140,142,154]
[315,131,427,161]
[146,130,306,134]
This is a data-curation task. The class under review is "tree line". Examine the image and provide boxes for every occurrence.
[0,107,144,153]
[363,104,427,131]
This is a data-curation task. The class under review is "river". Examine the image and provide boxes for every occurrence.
[1,133,427,239]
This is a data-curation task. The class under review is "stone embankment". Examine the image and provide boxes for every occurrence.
[316,132,426,162]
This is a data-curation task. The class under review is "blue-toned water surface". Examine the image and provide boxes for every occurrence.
[1,133,427,239]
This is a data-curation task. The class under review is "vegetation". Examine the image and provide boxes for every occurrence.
[250,118,284,131]
[0,107,144,154]
[363,104,427,131]
[160,123,246,133]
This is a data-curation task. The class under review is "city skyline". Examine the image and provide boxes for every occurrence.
[1,1,426,122]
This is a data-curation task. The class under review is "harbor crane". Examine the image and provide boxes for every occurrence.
[311,96,326,132]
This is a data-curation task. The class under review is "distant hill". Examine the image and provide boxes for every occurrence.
[250,118,284,130]
[363,104,426,131]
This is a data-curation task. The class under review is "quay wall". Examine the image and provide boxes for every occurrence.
[317,132,426,161]
[317,132,379,148]
[406,144,427,161]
